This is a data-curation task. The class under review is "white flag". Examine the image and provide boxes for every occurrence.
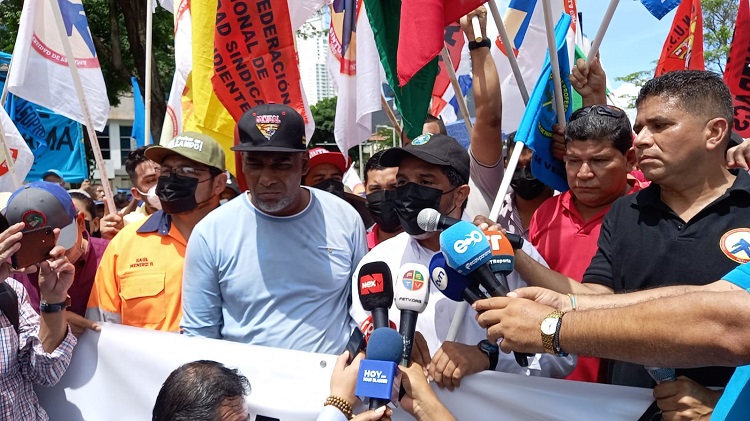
[161,0,192,143]
[328,0,382,155]
[7,0,110,132]
[0,108,33,192]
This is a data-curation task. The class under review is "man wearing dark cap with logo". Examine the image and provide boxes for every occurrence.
[86,132,227,332]
[181,104,366,354]
[350,132,573,391]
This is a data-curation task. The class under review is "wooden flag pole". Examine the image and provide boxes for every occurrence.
[145,0,154,145]
[586,0,620,65]
[380,94,403,141]
[487,0,530,104]
[441,45,473,136]
[48,0,116,213]
[542,0,566,129]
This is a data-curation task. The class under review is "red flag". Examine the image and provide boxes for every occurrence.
[430,23,465,117]
[725,0,750,138]
[655,0,704,77]
[397,0,483,87]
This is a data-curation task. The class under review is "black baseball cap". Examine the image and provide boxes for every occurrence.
[231,104,307,153]
[380,133,470,184]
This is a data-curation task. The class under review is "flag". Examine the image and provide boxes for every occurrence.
[397,0,484,86]
[486,0,576,135]
[364,0,437,139]
[515,13,572,193]
[327,0,382,155]
[161,0,192,144]
[639,0,681,20]
[724,0,750,138]
[6,94,47,158]
[7,0,110,131]
[159,0,175,13]
[430,23,473,123]
[0,107,34,191]
[655,0,704,77]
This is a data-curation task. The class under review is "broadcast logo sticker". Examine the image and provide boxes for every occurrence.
[255,114,282,140]
[401,269,425,291]
[360,274,384,294]
[453,230,484,254]
[411,133,432,145]
[430,266,448,291]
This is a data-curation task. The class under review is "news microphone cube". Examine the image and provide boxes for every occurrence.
[356,359,399,400]
[439,221,493,275]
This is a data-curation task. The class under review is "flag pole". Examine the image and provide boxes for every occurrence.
[380,93,403,140]
[441,45,473,136]
[487,0,529,104]
[48,0,117,213]
[542,0,566,128]
[144,0,154,145]
[586,0,619,65]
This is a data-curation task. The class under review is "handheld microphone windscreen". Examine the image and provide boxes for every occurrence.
[417,208,460,232]
[394,263,430,312]
[439,221,493,275]
[356,328,403,408]
[484,230,515,274]
[358,261,394,311]
[645,367,677,384]
[429,253,472,302]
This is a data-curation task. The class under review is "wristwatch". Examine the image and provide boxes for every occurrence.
[540,311,566,355]
[40,296,71,313]
[477,339,499,371]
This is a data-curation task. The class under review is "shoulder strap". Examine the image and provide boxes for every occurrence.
[0,281,19,334]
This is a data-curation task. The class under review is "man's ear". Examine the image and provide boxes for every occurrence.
[213,172,228,196]
[300,153,310,177]
[131,186,143,201]
[624,147,637,173]
[453,184,470,211]
[705,117,730,152]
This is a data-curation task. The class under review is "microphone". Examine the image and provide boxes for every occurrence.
[355,327,403,410]
[429,252,487,304]
[484,230,515,275]
[357,262,394,330]
[417,208,460,232]
[645,367,677,384]
[394,263,430,366]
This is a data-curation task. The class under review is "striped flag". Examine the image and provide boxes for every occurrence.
[0,106,34,191]
[430,23,473,124]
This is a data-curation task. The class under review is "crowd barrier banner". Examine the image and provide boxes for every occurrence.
[36,324,654,420]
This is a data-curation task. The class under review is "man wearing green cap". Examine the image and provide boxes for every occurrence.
[86,132,227,332]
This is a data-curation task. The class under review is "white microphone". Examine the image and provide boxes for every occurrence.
[394,263,430,367]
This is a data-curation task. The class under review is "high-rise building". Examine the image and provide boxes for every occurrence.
[296,9,334,105]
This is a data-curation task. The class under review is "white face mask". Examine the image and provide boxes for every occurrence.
[137,185,162,210]
[219,199,229,205]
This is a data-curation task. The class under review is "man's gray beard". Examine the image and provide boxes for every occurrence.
[253,195,294,214]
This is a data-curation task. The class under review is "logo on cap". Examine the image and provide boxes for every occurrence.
[255,114,282,140]
[402,270,425,291]
[22,210,47,229]
[411,133,432,146]
[168,136,204,151]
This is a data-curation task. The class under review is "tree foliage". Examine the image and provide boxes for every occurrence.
[309,96,337,146]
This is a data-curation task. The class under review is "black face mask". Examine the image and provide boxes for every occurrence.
[393,183,444,236]
[156,173,202,214]
[510,166,547,201]
[366,190,402,233]
[312,179,345,199]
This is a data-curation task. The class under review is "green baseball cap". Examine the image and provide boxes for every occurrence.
[146,132,226,171]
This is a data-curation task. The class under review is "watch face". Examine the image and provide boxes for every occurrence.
[541,317,557,335]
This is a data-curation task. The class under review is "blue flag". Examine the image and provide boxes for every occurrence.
[131,76,150,147]
[515,13,572,193]
[5,94,48,158]
[639,0,681,20]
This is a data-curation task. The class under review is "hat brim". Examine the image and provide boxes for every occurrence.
[230,144,307,153]
[309,153,349,174]
[144,146,180,165]
[379,147,452,169]
[57,221,78,249]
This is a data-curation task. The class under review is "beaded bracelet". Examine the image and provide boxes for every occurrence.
[324,395,353,420]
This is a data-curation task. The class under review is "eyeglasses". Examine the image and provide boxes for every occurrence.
[569,104,627,122]
[160,165,212,178]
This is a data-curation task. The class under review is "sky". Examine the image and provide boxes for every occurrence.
[575,0,677,88]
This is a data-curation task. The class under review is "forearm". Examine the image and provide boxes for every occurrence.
[39,311,68,353]
[559,290,750,368]
[515,251,600,294]
[581,92,607,107]
[572,280,739,311]
[415,401,456,421]
[469,44,503,165]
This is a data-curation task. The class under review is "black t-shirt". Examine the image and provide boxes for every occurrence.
[583,170,750,388]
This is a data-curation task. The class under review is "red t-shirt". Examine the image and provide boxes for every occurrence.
[528,179,647,382]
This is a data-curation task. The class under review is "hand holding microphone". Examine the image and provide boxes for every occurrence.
[355,327,404,410]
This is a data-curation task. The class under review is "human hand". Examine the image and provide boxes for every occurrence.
[66,312,100,337]
[472,215,504,232]
[38,244,74,304]
[474,297,555,353]
[80,179,91,191]
[330,351,364,408]
[429,341,488,390]
[726,137,750,170]
[459,6,488,41]
[551,124,566,161]
[99,212,124,240]
[654,376,720,421]
[0,222,27,280]
[410,331,432,376]
[570,56,607,104]
[400,362,454,421]
[508,287,569,312]
[351,406,392,421]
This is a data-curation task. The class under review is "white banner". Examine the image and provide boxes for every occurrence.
[36,324,654,420]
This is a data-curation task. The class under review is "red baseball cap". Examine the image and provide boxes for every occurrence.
[308,147,350,174]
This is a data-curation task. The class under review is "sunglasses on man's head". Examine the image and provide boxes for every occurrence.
[569,104,627,122]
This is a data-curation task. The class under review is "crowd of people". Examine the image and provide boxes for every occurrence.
[0,6,749,421]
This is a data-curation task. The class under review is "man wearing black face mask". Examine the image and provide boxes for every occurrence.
[86,132,227,332]
[364,150,402,249]
[496,132,554,239]
[350,132,575,391]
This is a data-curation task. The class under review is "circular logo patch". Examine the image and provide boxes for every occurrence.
[22,210,47,229]
[720,228,750,263]
[411,133,432,145]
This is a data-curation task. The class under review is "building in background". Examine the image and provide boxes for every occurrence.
[297,9,335,106]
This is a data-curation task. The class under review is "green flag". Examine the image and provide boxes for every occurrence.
[363,0,437,140]
[572,45,612,111]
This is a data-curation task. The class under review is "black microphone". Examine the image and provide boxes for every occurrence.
[417,208,461,232]
[357,262,394,330]
[393,263,430,366]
